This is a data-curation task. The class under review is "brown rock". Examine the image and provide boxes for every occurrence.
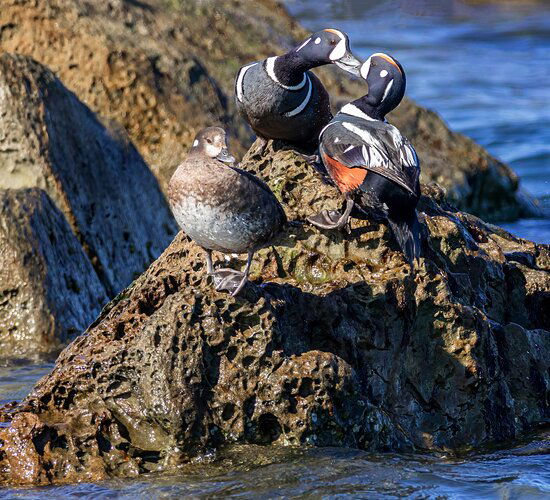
[0,144,547,486]
[0,0,538,220]
[0,53,177,297]
[0,188,107,360]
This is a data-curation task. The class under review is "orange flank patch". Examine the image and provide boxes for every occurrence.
[322,152,367,193]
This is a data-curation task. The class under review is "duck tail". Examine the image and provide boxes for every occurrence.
[388,210,422,268]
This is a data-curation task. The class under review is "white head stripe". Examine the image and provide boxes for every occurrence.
[236,62,257,102]
[380,70,388,78]
[326,29,345,40]
[193,139,198,147]
[329,38,346,61]
[360,57,372,80]
[340,103,376,121]
[314,37,321,44]
[265,57,307,90]
[381,79,394,103]
[284,76,312,117]
[296,38,311,52]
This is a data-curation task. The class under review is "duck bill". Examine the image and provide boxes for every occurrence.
[217,148,236,164]
[335,51,362,77]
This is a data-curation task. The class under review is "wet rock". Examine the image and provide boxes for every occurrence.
[0,53,177,296]
[0,0,538,219]
[0,145,547,486]
[0,188,108,360]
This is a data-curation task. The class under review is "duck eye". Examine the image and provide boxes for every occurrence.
[330,39,337,46]
[206,138,212,144]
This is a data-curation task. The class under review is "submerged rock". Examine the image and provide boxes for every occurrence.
[0,188,108,360]
[0,0,538,220]
[0,53,177,297]
[0,144,547,486]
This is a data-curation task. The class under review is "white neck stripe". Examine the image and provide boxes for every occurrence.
[265,57,307,90]
[340,103,376,121]
[284,76,312,117]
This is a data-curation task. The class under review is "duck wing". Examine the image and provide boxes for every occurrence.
[320,119,420,197]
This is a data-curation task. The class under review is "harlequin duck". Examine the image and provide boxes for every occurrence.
[235,29,361,151]
[168,127,287,296]
[307,53,422,266]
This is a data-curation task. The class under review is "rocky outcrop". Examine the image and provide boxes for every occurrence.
[0,143,547,486]
[0,53,177,297]
[0,0,537,220]
[0,188,108,360]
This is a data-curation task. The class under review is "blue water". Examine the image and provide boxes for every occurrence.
[286,0,550,243]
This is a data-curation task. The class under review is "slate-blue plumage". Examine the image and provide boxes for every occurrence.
[235,29,361,149]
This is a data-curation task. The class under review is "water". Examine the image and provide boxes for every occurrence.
[0,365,549,497]
[285,0,550,243]
[1,2,549,496]
[2,439,550,498]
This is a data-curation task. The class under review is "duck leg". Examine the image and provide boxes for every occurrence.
[307,197,355,232]
[254,137,269,156]
[212,251,254,297]
[205,249,214,274]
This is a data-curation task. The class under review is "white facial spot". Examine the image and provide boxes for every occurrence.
[360,57,372,79]
[380,70,388,78]
[205,143,222,157]
[334,137,340,143]
[329,38,346,61]
[296,37,311,52]
[193,140,198,147]
[314,37,321,44]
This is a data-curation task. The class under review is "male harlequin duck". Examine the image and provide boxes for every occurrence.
[168,127,287,296]
[235,29,361,151]
[307,53,422,266]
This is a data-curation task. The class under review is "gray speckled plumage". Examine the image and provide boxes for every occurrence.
[168,152,286,255]
[235,61,332,144]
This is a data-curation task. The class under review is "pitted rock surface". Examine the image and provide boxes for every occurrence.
[0,145,547,486]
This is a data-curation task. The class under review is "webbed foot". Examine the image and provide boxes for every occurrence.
[211,268,248,296]
[307,210,351,232]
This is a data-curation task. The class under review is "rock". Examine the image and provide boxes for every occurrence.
[0,53,177,297]
[1,144,547,486]
[0,0,538,220]
[0,188,108,360]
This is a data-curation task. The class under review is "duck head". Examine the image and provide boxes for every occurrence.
[191,127,235,163]
[356,53,406,120]
[292,29,362,75]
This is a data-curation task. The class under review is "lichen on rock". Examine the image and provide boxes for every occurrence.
[0,142,547,486]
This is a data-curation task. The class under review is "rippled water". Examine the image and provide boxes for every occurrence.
[1,2,549,497]
[286,0,550,243]
[1,363,549,497]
